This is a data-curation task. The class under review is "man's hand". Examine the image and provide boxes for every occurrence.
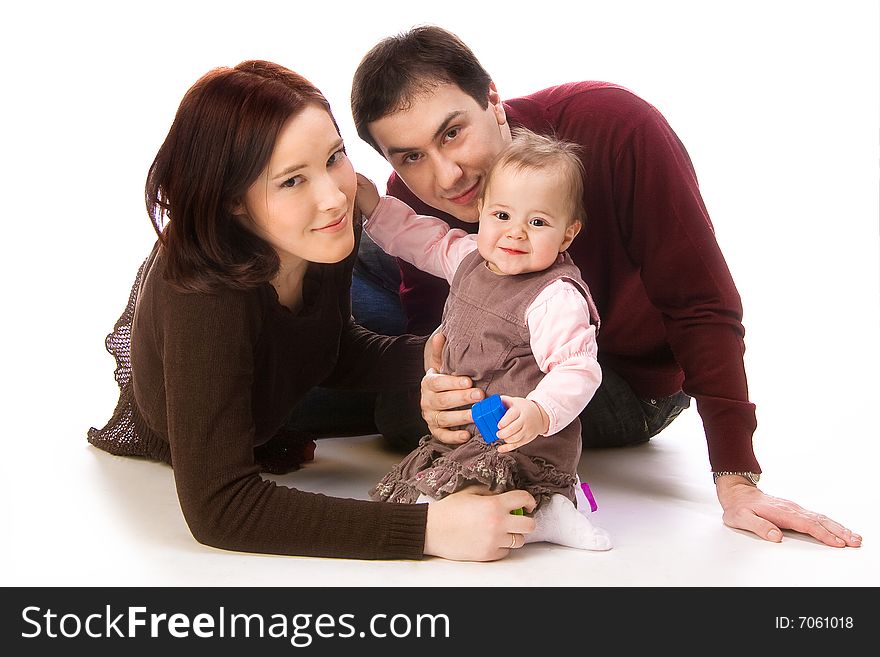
[420,332,484,444]
[423,486,537,561]
[423,327,443,372]
[496,396,549,453]
[715,476,862,547]
[355,173,380,217]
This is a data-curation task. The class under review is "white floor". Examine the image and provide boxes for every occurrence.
[3,2,877,589]
[5,403,876,587]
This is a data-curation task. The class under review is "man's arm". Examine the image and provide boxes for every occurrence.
[611,103,757,472]
[610,92,859,547]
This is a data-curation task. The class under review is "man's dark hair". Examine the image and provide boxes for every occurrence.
[351,25,492,153]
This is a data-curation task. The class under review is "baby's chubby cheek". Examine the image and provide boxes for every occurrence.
[475,233,496,261]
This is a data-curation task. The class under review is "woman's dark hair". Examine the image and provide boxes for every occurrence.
[351,25,492,153]
[146,60,337,292]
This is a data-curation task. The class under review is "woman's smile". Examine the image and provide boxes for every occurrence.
[313,213,348,233]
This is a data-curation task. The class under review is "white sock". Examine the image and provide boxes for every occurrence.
[523,493,612,551]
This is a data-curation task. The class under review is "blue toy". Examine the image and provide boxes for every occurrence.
[472,394,507,444]
[472,395,525,515]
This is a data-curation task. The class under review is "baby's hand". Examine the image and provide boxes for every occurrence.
[495,396,550,453]
[356,173,380,217]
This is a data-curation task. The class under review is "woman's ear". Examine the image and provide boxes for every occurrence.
[229,198,247,219]
[560,220,582,252]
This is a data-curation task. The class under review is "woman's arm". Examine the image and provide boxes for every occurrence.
[322,318,428,391]
[159,286,427,559]
[424,487,537,560]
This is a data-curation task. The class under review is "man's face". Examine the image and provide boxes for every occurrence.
[368,82,511,223]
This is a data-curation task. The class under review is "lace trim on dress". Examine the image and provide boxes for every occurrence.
[86,255,316,474]
[86,258,166,461]
[370,435,577,508]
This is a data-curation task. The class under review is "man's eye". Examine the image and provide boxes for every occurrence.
[444,128,459,142]
[404,153,422,164]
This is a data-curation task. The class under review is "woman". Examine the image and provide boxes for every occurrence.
[88,60,534,560]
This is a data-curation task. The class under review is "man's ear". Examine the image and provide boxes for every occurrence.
[487,81,507,127]
[560,220,582,252]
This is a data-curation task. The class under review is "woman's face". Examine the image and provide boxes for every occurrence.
[242,104,356,268]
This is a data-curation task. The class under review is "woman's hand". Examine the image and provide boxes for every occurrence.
[355,173,380,217]
[495,396,549,453]
[423,486,537,561]
[715,477,862,547]
[421,332,484,445]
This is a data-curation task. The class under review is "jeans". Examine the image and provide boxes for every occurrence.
[581,366,691,448]
[285,234,428,449]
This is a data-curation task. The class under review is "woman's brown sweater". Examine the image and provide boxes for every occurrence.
[88,227,428,559]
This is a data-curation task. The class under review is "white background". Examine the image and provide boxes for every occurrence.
[2,0,877,586]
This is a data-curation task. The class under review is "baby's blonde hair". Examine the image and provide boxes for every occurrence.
[481,127,586,225]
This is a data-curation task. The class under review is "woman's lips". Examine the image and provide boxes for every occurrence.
[313,213,347,233]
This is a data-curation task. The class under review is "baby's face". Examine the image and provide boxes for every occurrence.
[476,166,580,276]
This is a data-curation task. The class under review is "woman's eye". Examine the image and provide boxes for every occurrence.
[328,148,347,167]
[281,176,303,189]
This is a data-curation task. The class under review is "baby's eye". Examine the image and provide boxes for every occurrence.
[529,218,547,227]
[494,211,510,221]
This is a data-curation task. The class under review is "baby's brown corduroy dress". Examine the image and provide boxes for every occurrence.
[371,250,598,508]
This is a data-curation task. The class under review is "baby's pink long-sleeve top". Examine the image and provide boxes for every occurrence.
[365,196,602,436]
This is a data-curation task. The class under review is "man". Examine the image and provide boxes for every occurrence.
[349,25,859,548]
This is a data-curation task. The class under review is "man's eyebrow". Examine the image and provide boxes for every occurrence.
[385,110,465,156]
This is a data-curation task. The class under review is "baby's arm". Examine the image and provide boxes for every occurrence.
[494,396,550,452]
[496,280,601,453]
[356,174,476,283]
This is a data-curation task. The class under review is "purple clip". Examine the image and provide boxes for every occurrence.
[581,482,598,512]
